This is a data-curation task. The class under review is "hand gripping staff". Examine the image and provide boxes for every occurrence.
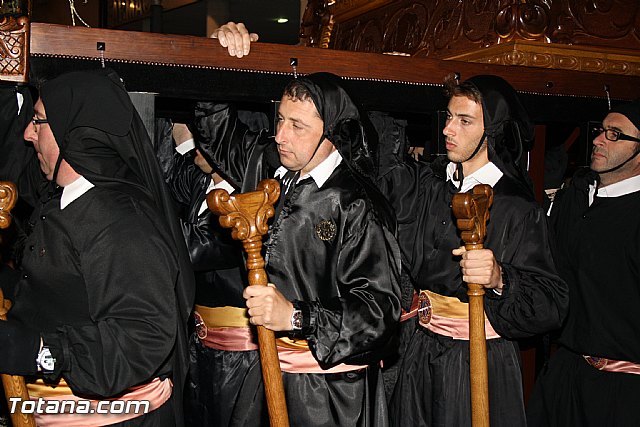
[452,184,494,427]
[0,181,36,427]
[208,178,289,427]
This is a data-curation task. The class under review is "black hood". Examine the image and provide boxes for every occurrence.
[39,68,194,424]
[467,75,535,197]
[296,72,396,231]
[610,99,640,132]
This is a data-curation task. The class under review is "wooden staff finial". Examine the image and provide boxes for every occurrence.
[0,181,18,230]
[208,178,289,427]
[452,183,494,427]
[0,181,36,427]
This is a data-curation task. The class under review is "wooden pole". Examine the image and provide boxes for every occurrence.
[208,178,289,427]
[452,184,494,427]
[0,181,36,427]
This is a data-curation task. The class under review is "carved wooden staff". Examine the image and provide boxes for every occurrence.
[452,184,494,427]
[208,178,289,427]
[0,181,36,427]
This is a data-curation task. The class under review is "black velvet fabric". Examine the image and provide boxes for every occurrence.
[528,347,640,427]
[392,327,525,427]
[527,168,640,425]
[468,75,536,198]
[377,77,568,426]
[610,98,640,131]
[0,70,195,426]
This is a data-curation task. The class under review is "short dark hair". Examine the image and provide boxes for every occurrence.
[443,73,482,104]
[282,79,314,103]
[281,79,321,119]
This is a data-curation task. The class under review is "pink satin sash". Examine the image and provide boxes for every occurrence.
[201,325,367,374]
[420,314,500,340]
[583,355,640,375]
[32,377,172,427]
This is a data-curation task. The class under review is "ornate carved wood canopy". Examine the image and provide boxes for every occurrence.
[301,0,640,77]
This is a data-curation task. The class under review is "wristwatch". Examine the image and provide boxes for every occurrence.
[290,307,303,331]
[36,346,56,373]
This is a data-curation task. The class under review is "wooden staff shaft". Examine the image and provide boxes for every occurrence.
[466,244,490,427]
[243,236,289,427]
[0,182,36,427]
[452,184,493,427]
[208,179,289,427]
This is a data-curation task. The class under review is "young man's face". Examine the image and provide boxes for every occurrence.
[24,99,60,181]
[591,112,640,173]
[443,95,486,165]
[275,95,335,175]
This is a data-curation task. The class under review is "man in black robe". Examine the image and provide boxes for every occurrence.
[155,120,253,426]
[527,100,640,426]
[194,24,402,426]
[0,69,194,426]
[377,75,568,426]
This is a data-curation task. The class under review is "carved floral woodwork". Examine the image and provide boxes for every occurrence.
[302,0,640,65]
[0,15,29,83]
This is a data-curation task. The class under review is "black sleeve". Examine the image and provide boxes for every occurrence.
[193,102,270,190]
[0,85,42,207]
[376,155,436,277]
[304,209,402,367]
[42,197,178,398]
[484,206,569,339]
[154,119,241,272]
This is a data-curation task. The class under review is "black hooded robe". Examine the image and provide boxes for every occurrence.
[0,70,195,426]
[192,73,402,427]
[155,120,255,427]
[378,76,568,427]
[527,168,640,427]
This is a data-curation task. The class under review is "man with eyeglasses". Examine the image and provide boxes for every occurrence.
[528,100,640,426]
[0,69,195,426]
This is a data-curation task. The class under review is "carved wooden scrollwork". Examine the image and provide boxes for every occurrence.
[551,0,640,45]
[300,0,331,48]
[0,181,18,230]
[382,4,428,54]
[496,0,551,41]
[305,0,640,59]
[0,15,29,83]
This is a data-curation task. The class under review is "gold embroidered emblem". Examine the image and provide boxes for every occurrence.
[315,219,337,241]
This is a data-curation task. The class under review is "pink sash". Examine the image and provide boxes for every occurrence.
[30,378,172,427]
[583,355,640,375]
[201,325,367,374]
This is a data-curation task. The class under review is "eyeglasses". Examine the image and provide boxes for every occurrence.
[592,125,640,143]
[31,117,48,131]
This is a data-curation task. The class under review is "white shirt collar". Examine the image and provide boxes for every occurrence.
[446,161,503,193]
[60,176,95,210]
[588,174,640,206]
[274,149,343,189]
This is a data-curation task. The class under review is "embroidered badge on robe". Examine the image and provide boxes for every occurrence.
[315,219,337,241]
[194,311,207,340]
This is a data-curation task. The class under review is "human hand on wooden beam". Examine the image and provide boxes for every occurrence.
[210,21,259,58]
